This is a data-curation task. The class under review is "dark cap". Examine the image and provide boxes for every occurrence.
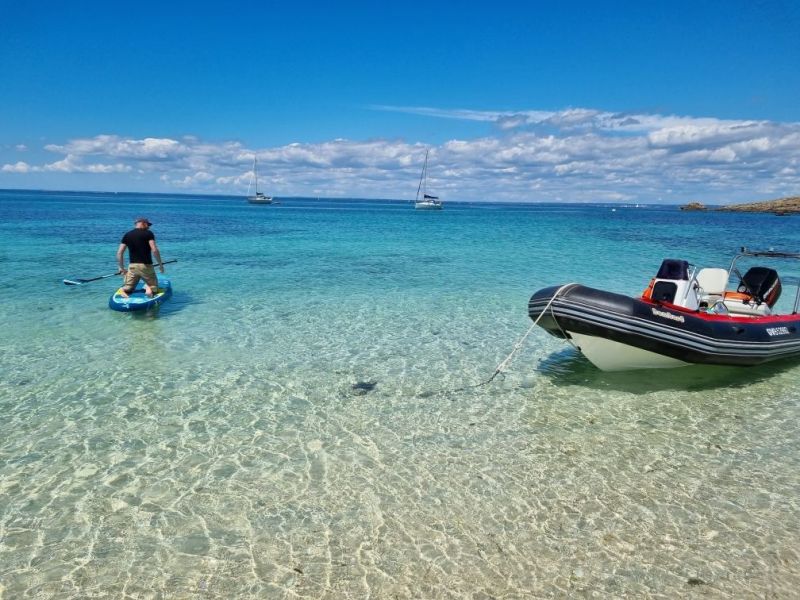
[135,217,152,225]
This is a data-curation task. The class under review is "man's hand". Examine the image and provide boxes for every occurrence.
[158,264,165,273]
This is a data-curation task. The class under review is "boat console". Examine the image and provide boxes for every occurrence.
[644,252,789,317]
[643,258,700,310]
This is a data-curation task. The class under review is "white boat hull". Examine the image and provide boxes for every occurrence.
[569,331,690,371]
[415,201,442,210]
[247,195,273,204]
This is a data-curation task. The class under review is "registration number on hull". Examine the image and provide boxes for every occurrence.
[766,326,791,336]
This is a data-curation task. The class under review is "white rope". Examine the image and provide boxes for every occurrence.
[477,282,577,387]
[419,283,577,397]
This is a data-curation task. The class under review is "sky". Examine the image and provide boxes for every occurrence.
[1,0,799,203]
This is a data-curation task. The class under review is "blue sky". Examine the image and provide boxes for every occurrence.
[1,0,799,203]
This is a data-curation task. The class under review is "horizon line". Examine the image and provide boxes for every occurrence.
[0,186,743,207]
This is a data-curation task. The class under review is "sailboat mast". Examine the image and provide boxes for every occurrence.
[422,150,428,198]
[416,149,428,202]
[254,156,259,194]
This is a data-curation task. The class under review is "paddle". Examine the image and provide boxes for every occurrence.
[63,259,178,286]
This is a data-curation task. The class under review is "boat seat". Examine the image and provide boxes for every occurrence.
[722,291,772,316]
[696,268,729,304]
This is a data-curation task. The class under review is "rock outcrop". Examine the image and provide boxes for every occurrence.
[680,202,707,211]
[717,196,800,214]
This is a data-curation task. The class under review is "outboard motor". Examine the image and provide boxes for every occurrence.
[644,259,699,309]
[739,266,782,307]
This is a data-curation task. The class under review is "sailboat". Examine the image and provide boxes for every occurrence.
[247,156,273,204]
[414,150,443,210]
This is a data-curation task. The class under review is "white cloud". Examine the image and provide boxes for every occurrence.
[15,144,28,152]
[45,135,188,160]
[43,154,133,173]
[165,170,217,188]
[369,104,551,124]
[4,107,800,203]
[2,161,38,173]
[369,105,746,135]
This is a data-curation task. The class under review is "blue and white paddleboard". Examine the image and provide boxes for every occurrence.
[108,274,172,312]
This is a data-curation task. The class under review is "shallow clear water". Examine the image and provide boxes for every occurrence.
[1,190,799,598]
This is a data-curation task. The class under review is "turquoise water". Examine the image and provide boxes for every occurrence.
[2,189,800,598]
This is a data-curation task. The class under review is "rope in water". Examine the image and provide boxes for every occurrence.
[425,282,578,396]
[475,282,577,387]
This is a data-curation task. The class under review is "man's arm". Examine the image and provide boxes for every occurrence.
[149,240,164,272]
[116,243,127,273]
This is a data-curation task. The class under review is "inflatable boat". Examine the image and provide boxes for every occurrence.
[529,248,800,371]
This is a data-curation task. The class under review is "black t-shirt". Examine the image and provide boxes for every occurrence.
[121,228,155,264]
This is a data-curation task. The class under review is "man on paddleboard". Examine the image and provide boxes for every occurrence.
[116,217,165,298]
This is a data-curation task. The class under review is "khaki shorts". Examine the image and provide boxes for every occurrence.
[123,263,158,292]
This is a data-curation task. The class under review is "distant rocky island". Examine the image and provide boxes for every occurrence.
[680,196,800,215]
[679,202,707,211]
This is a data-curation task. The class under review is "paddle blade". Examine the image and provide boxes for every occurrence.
[63,278,86,286]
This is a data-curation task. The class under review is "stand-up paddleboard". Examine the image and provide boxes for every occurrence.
[109,274,172,312]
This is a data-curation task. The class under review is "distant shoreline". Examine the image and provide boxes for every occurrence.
[681,196,800,215]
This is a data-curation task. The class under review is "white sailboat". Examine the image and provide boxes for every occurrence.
[247,156,273,204]
[414,150,442,210]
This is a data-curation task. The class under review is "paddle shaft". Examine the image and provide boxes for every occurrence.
[63,259,178,285]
